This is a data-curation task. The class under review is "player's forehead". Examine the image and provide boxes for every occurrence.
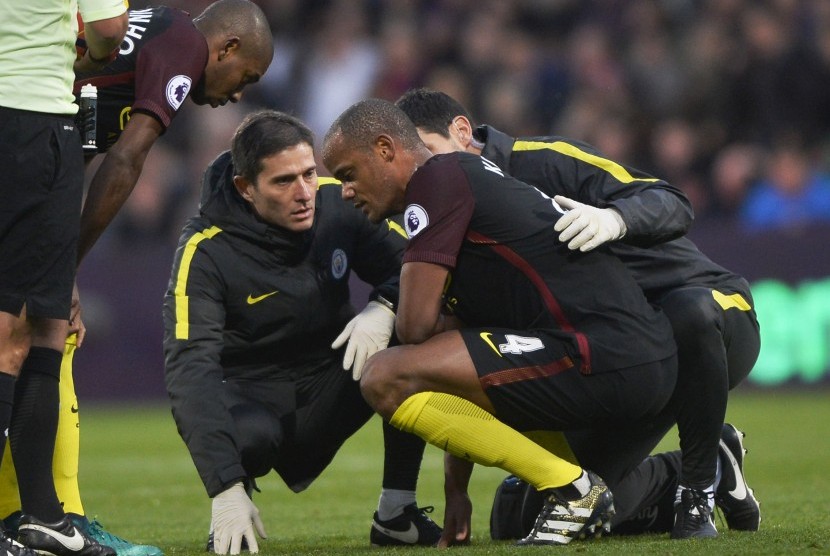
[259,143,314,173]
[323,133,355,172]
[417,129,453,153]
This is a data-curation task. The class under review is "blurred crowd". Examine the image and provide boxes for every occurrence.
[104,0,830,256]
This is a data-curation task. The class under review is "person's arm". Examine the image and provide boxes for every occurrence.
[164,272,266,554]
[393,156,472,344]
[514,138,693,248]
[162,232,246,497]
[556,145,693,247]
[68,282,86,347]
[77,112,163,264]
[396,261,450,344]
[440,454,474,547]
[80,16,127,63]
[601,183,693,247]
[75,1,128,72]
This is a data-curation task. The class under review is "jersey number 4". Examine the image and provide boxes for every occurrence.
[499,334,544,355]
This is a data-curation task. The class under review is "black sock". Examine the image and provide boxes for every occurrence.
[0,372,15,460]
[10,347,64,522]
[382,419,425,491]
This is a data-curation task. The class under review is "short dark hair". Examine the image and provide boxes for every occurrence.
[323,98,423,156]
[231,110,314,182]
[194,0,272,61]
[395,88,475,137]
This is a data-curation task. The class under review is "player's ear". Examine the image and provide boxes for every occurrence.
[452,116,473,147]
[218,36,241,60]
[234,174,254,202]
[374,134,395,162]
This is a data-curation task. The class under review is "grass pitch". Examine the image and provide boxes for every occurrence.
[77,390,830,555]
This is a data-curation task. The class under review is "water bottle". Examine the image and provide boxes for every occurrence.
[79,84,98,153]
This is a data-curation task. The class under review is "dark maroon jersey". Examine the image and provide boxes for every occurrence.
[402,152,676,374]
[74,6,208,152]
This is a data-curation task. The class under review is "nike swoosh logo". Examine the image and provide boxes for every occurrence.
[246,291,278,305]
[479,332,502,357]
[21,524,85,552]
[70,404,79,413]
[720,439,748,500]
[372,521,419,544]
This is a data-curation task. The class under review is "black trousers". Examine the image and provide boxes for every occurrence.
[224,360,425,494]
[662,286,760,488]
[568,285,761,529]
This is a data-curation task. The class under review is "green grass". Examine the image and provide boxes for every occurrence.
[76,390,830,555]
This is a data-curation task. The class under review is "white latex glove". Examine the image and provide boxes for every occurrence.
[331,300,395,381]
[553,195,627,252]
[211,482,267,555]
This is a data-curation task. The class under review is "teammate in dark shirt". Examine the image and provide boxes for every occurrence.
[322,98,679,547]
[394,88,762,539]
[163,111,439,554]
[0,2,273,554]
[74,0,274,263]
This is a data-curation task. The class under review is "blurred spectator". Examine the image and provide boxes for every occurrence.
[708,143,763,220]
[625,30,687,120]
[296,0,380,140]
[649,119,710,216]
[726,3,830,146]
[740,140,830,231]
[422,65,474,115]
[370,16,424,101]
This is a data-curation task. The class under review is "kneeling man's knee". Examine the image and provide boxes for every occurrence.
[230,402,283,477]
[360,349,407,419]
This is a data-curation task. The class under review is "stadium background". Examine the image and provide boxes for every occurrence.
[75,0,830,400]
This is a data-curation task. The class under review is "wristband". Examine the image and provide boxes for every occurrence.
[375,295,395,312]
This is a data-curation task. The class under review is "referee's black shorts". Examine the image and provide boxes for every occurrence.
[224,359,374,492]
[0,106,83,320]
[459,327,677,433]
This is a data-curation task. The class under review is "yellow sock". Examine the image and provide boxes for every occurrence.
[0,336,84,519]
[54,335,83,515]
[523,430,579,466]
[390,392,581,490]
[0,434,20,521]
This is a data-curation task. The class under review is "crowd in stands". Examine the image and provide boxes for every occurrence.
[106,0,830,254]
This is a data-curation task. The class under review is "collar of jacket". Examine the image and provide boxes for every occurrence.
[475,125,514,169]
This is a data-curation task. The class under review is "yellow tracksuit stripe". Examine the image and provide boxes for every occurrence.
[513,140,661,184]
[174,226,222,339]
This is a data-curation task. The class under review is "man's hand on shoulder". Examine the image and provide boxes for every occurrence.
[211,482,267,555]
[553,195,627,252]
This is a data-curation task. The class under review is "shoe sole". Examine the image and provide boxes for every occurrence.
[579,500,615,540]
